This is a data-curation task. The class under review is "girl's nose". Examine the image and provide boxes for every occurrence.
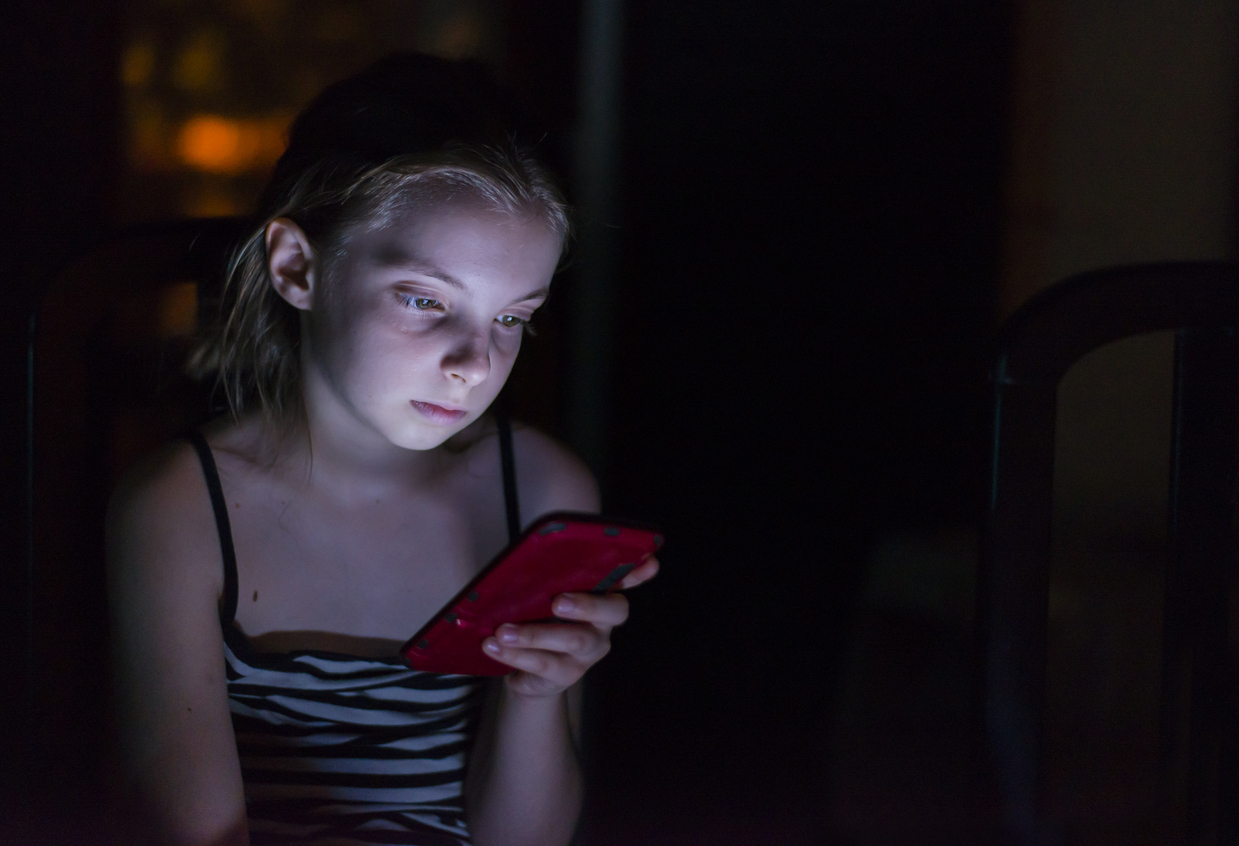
[441,330,491,386]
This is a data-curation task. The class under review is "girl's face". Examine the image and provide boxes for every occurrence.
[298,196,562,452]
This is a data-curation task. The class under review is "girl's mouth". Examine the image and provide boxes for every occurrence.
[411,400,468,424]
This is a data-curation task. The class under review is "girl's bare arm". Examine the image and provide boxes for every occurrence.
[463,431,658,846]
[106,444,249,846]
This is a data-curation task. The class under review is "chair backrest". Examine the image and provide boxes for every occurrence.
[980,261,1239,845]
[22,217,246,808]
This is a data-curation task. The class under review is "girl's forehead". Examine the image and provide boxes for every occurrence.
[356,198,559,260]
[333,198,562,295]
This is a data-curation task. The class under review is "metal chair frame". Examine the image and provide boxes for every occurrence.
[980,261,1239,845]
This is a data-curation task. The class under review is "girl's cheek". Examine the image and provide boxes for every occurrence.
[491,330,523,357]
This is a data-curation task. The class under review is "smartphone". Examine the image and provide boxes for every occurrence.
[399,512,663,676]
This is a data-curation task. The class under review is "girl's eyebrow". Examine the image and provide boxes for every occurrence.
[511,287,550,305]
[372,246,465,290]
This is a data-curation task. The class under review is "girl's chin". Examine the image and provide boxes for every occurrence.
[390,417,481,452]
[392,429,460,451]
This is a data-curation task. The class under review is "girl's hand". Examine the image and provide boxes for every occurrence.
[481,556,659,698]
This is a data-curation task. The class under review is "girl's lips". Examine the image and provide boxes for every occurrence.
[411,400,468,425]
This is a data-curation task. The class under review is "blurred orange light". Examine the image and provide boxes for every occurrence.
[177,115,246,173]
[175,114,286,175]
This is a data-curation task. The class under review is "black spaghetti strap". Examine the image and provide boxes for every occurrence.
[186,431,239,624]
[495,409,522,542]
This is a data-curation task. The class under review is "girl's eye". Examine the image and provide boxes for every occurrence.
[497,314,537,336]
[399,294,442,311]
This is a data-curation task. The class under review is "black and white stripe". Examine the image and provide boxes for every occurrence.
[224,626,483,845]
[185,426,523,845]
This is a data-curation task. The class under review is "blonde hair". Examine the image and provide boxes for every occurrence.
[189,143,569,428]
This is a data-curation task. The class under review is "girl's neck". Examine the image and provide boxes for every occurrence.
[267,405,478,503]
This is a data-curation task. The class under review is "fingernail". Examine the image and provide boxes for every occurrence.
[556,596,575,614]
[484,639,501,654]
[499,626,519,643]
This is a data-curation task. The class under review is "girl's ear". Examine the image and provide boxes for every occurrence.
[266,218,318,310]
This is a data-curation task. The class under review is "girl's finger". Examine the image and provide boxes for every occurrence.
[552,591,629,627]
[482,640,581,687]
[619,556,660,589]
[493,622,610,658]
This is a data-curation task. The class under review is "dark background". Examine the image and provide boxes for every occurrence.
[0,0,1013,841]
[587,3,1009,839]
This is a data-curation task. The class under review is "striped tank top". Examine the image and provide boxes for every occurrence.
[187,418,523,846]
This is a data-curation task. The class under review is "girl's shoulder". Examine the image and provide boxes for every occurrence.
[449,417,599,517]
[105,435,226,606]
[107,414,272,589]
[508,423,600,517]
[108,414,264,529]
[107,436,217,538]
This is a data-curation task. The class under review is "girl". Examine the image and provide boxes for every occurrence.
[106,53,656,846]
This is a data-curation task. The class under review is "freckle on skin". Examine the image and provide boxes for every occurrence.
[253,590,259,601]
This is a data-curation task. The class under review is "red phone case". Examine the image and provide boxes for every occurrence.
[399,512,663,676]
